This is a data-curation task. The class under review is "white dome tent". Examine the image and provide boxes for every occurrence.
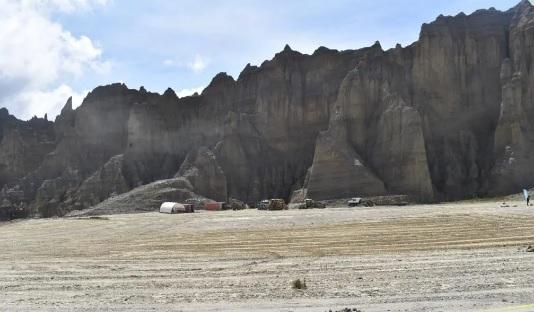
[159,202,194,214]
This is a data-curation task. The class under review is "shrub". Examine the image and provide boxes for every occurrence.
[291,278,307,289]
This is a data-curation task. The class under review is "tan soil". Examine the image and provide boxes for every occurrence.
[1,200,534,311]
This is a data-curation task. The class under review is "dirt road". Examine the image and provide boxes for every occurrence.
[1,201,534,311]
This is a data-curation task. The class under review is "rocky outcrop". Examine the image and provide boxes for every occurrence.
[492,2,534,193]
[371,98,433,200]
[306,125,387,200]
[316,50,434,201]
[410,8,512,200]
[70,154,130,210]
[0,109,55,187]
[32,168,81,217]
[305,3,532,201]
[175,147,227,202]
[2,1,534,217]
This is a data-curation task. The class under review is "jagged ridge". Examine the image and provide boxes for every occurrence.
[1,1,534,218]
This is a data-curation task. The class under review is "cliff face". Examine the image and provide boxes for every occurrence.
[310,6,515,201]
[492,1,534,193]
[412,8,512,200]
[0,109,55,187]
[2,1,534,217]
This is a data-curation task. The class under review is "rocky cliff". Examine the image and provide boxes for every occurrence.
[2,1,534,217]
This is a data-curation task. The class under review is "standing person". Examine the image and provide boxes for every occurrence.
[524,189,530,206]
[528,195,531,207]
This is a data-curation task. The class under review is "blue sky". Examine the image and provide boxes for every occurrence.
[0,0,521,119]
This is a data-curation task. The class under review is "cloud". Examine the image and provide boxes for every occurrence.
[0,0,109,119]
[15,84,88,120]
[162,59,176,67]
[176,86,204,98]
[163,54,210,73]
[23,0,111,13]
[187,55,209,73]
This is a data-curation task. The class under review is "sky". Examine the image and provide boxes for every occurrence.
[0,0,521,120]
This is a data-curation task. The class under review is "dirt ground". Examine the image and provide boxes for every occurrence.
[1,200,534,311]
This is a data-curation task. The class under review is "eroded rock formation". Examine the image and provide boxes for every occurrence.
[175,147,227,202]
[2,1,534,217]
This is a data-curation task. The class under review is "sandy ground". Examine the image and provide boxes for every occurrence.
[1,200,534,311]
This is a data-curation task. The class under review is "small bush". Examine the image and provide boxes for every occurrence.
[291,278,307,289]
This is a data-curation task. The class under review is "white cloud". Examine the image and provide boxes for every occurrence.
[163,59,176,67]
[187,55,209,73]
[163,54,210,73]
[15,84,88,119]
[21,0,110,13]
[176,86,204,98]
[0,0,109,119]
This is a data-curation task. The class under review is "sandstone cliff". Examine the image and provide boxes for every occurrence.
[2,1,534,217]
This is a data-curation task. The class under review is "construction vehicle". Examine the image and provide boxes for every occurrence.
[348,197,374,207]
